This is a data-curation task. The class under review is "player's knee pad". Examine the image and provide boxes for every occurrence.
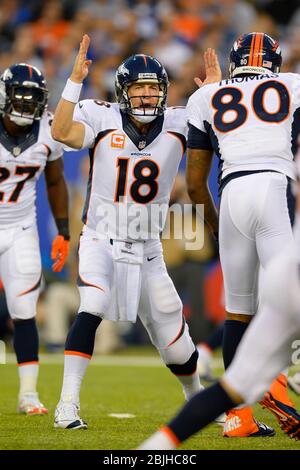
[14,234,41,276]
[6,232,41,320]
[8,281,40,320]
[147,273,182,322]
[166,349,199,375]
[78,283,111,318]
[159,321,196,366]
[262,244,300,324]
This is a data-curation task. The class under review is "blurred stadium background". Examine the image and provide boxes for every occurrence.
[0,0,300,354]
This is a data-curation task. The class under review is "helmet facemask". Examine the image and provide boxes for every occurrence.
[120,79,167,123]
[6,84,48,126]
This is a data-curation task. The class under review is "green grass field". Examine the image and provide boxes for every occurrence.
[1,351,300,450]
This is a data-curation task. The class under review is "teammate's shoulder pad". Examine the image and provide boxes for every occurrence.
[187,83,216,105]
[165,106,187,127]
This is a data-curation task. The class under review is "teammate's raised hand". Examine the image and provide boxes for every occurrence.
[70,34,92,84]
[194,48,222,88]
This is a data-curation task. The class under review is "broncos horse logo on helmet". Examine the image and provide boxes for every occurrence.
[115,54,169,121]
[0,63,48,126]
[229,32,282,78]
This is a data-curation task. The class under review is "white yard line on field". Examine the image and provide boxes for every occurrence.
[4,353,224,369]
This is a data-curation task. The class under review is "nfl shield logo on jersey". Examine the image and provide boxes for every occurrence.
[138,140,146,150]
[13,146,21,157]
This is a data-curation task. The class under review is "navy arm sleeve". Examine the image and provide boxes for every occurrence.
[187,123,213,150]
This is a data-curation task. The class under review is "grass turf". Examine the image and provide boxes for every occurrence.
[1,355,300,450]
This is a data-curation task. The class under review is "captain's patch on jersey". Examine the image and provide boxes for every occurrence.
[111,133,126,149]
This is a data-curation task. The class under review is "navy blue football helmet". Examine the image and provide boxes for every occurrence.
[229,32,282,78]
[115,54,169,119]
[0,63,48,125]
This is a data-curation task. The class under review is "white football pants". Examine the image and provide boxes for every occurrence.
[78,226,196,364]
[219,172,294,315]
[224,242,300,403]
[0,221,41,320]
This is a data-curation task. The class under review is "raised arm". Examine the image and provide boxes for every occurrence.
[51,35,92,149]
[194,48,222,88]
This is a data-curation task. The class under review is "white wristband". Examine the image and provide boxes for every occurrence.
[62,79,82,103]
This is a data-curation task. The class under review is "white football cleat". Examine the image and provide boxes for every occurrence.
[215,412,226,426]
[197,345,216,382]
[18,392,48,416]
[54,400,87,430]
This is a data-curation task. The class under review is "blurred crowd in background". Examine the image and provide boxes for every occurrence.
[0,0,299,353]
[1,0,300,109]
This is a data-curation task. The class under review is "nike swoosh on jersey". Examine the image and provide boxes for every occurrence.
[147,256,157,262]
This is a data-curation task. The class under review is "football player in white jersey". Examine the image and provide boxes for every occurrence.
[51,35,221,430]
[184,32,300,437]
[138,145,300,449]
[0,63,70,414]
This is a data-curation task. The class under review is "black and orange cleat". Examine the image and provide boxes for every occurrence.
[223,407,275,437]
[260,373,300,439]
[260,392,300,440]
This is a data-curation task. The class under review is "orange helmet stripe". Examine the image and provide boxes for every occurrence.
[257,33,264,67]
[252,33,260,66]
[250,33,264,67]
[248,33,256,66]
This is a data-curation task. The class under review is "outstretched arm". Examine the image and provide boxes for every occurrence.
[51,34,92,149]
